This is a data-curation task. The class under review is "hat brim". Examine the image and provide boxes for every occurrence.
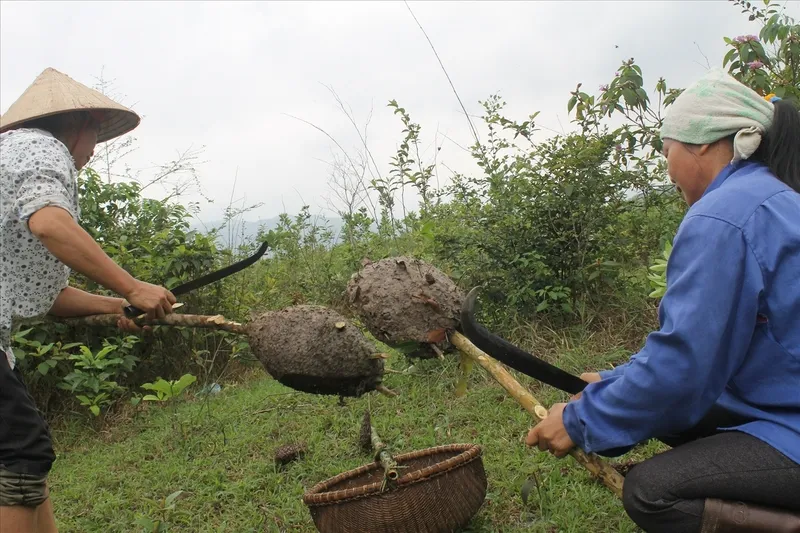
[0,68,142,143]
[0,107,140,144]
[94,108,141,143]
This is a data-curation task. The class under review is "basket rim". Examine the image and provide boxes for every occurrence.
[302,443,483,507]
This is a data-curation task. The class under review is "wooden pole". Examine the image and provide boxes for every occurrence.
[49,313,248,334]
[375,384,399,397]
[371,425,399,482]
[450,331,625,499]
[360,411,399,488]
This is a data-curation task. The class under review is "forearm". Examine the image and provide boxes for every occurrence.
[564,358,707,454]
[49,286,124,317]
[563,217,761,455]
[597,351,649,380]
[597,362,630,380]
[28,207,137,297]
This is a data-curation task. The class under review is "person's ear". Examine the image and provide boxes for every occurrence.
[697,143,712,156]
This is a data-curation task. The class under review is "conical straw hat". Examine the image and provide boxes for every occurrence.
[0,67,140,143]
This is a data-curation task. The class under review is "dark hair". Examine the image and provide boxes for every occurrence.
[21,110,99,146]
[751,99,800,193]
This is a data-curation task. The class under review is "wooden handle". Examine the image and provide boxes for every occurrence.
[451,331,625,499]
[51,312,248,334]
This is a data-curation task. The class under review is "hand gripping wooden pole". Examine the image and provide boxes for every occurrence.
[450,331,625,499]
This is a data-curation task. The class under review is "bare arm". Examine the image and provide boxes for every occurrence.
[48,286,124,318]
[49,286,149,333]
[28,206,137,296]
[28,206,176,319]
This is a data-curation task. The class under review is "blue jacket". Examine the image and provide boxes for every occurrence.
[563,161,800,464]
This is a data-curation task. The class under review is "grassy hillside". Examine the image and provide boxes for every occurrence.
[47,332,665,533]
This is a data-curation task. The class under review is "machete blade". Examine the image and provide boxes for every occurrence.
[459,286,588,395]
[123,240,271,318]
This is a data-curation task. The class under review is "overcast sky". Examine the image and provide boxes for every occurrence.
[2,1,797,225]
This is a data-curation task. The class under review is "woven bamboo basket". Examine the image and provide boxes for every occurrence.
[302,443,487,533]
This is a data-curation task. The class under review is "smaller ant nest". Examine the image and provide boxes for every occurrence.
[346,257,464,351]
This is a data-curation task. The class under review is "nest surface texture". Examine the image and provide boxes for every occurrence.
[346,257,464,345]
[248,305,384,397]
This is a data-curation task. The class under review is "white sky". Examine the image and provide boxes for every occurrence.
[2,1,798,224]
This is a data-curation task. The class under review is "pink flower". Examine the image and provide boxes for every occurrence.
[599,84,609,92]
[747,60,764,70]
[734,34,759,43]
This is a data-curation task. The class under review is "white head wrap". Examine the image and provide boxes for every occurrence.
[659,68,775,162]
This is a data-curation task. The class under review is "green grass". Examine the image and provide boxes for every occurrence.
[47,334,662,533]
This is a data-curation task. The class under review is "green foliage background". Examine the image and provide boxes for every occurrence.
[10,0,798,420]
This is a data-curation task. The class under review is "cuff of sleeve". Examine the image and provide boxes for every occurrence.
[18,196,77,222]
[563,401,586,450]
[564,388,639,458]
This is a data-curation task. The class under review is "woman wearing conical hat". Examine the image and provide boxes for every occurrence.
[0,68,177,532]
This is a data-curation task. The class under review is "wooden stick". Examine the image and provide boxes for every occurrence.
[375,384,398,397]
[371,425,399,482]
[450,331,625,499]
[454,352,473,398]
[50,313,248,334]
[430,344,445,360]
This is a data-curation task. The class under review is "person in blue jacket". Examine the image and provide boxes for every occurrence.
[526,68,800,533]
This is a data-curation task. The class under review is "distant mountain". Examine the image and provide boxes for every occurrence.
[190,216,345,247]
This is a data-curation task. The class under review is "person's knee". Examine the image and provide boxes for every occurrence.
[0,505,37,533]
[34,490,58,533]
[622,462,654,521]
[622,459,675,530]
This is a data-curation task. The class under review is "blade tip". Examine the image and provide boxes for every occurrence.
[461,286,482,322]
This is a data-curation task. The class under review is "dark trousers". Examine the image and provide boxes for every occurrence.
[0,352,55,478]
[622,406,800,533]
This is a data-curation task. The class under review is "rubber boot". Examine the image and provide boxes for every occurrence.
[700,498,800,532]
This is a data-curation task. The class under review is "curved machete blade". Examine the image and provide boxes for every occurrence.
[124,240,271,318]
[459,287,588,395]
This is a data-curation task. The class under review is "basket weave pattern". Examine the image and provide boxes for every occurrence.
[303,443,487,533]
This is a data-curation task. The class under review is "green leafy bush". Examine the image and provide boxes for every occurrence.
[140,374,197,403]
[11,0,796,420]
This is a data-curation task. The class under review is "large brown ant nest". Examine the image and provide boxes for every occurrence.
[248,305,385,397]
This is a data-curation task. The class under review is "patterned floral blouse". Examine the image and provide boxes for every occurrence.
[0,128,80,369]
